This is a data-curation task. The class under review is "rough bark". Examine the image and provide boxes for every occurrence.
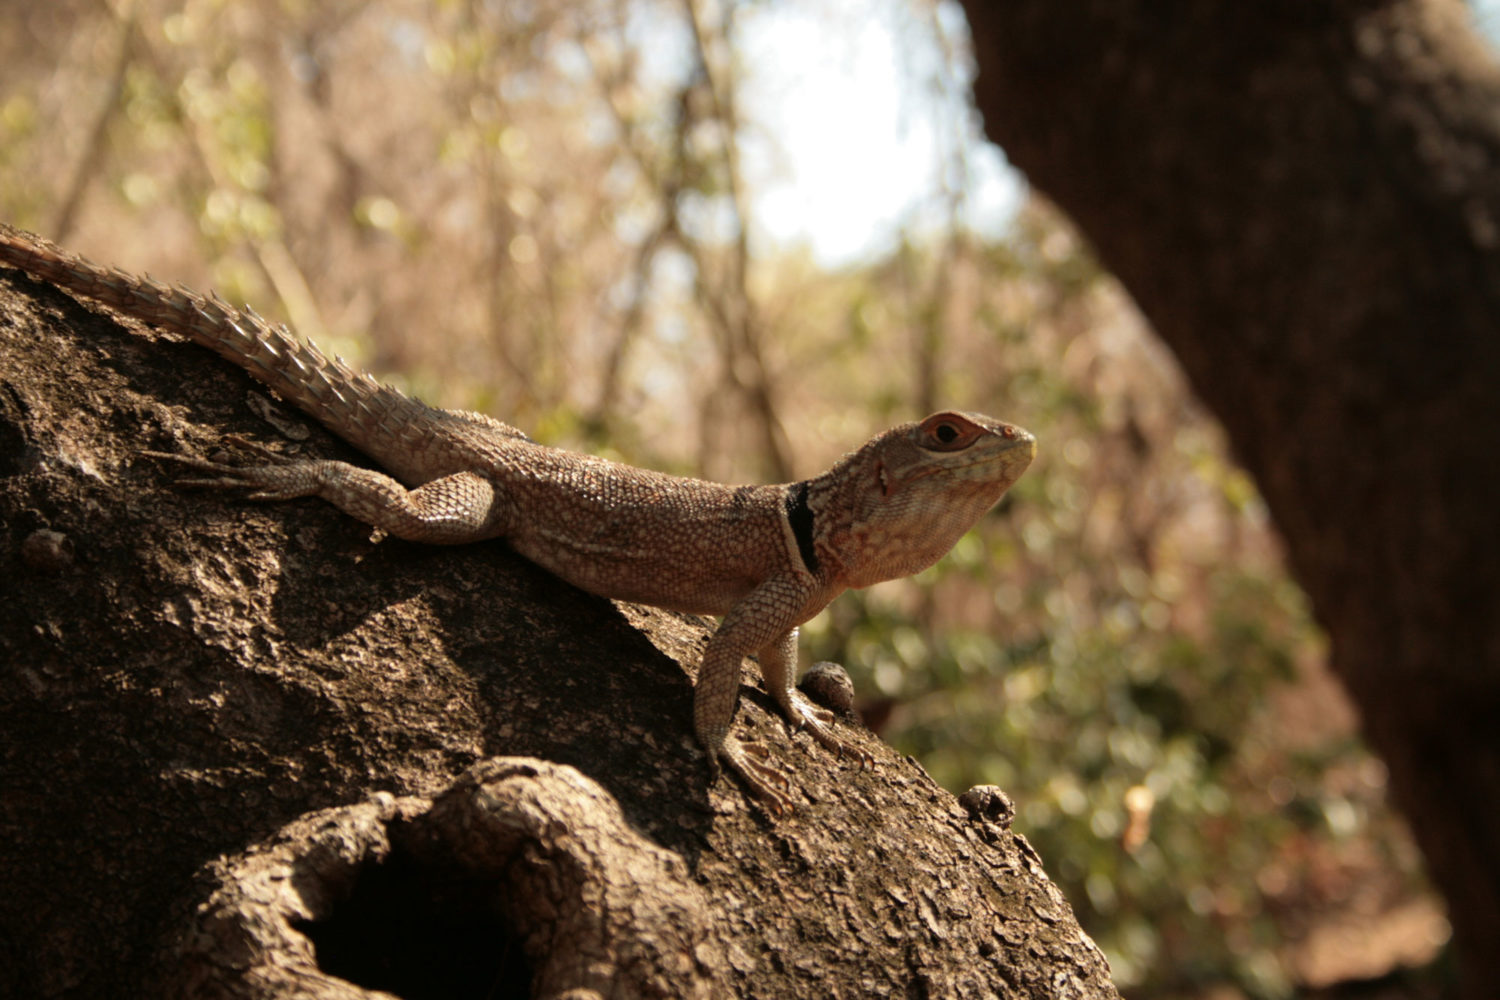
[959,1,1500,996]
[0,271,1117,998]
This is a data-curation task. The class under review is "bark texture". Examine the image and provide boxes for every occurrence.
[959,1,1500,995]
[0,271,1117,999]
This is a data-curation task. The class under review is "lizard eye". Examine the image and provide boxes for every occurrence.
[918,412,981,452]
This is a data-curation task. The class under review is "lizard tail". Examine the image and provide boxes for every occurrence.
[0,223,432,461]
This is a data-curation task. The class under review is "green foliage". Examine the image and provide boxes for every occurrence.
[800,213,1419,997]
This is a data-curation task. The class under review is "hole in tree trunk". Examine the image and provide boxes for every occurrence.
[296,849,532,999]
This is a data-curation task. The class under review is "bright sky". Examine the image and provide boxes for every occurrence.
[735,0,1023,267]
[1478,0,1500,41]
[738,0,1500,269]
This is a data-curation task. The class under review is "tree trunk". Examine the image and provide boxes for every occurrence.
[959,1,1500,995]
[0,270,1117,998]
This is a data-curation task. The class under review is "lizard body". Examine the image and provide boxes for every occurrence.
[0,223,1035,813]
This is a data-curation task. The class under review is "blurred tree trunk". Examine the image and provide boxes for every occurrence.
[959,1,1500,995]
[0,272,1117,997]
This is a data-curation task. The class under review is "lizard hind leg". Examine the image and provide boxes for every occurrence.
[144,436,506,545]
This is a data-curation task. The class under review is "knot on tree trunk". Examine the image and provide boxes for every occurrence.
[170,758,727,1000]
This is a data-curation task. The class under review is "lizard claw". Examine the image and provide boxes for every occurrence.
[220,434,299,463]
[142,438,320,501]
[718,735,795,817]
[789,703,838,733]
[786,692,875,771]
[143,435,293,470]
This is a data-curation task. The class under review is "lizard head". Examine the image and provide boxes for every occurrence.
[810,411,1035,588]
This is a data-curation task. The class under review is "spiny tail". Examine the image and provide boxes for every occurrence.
[0,223,443,470]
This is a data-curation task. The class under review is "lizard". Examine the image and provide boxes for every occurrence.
[0,223,1036,815]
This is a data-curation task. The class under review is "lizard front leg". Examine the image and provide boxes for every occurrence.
[696,574,831,815]
[757,629,874,770]
[147,438,507,544]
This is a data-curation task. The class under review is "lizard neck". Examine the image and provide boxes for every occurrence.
[802,455,884,587]
[783,480,821,575]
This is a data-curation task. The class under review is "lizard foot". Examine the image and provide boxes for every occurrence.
[143,436,321,501]
[719,735,795,817]
[785,692,876,771]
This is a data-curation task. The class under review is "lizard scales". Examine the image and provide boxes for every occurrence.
[0,223,1036,814]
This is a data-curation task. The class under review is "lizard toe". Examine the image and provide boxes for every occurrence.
[719,736,795,816]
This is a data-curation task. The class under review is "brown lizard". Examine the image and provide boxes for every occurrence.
[0,223,1035,814]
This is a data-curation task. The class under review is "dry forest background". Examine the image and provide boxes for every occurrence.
[0,0,1469,997]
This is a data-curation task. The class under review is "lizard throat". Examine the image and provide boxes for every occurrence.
[785,480,821,575]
